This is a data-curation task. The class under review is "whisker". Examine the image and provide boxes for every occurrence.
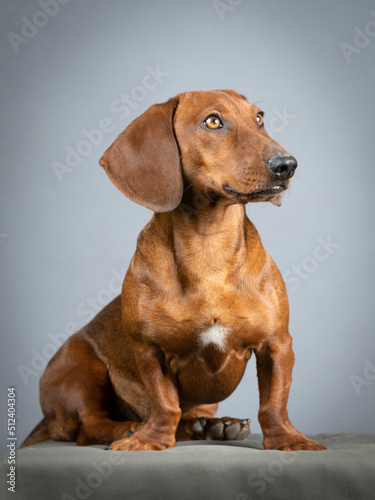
[204,184,216,201]
[183,182,193,193]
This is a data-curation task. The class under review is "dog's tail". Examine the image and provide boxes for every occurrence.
[19,418,50,448]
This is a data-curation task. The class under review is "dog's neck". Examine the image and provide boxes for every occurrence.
[161,191,249,279]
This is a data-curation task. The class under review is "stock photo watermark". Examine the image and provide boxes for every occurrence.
[284,236,340,292]
[266,106,296,139]
[51,65,170,182]
[236,451,298,499]
[340,10,375,63]
[60,445,193,499]
[350,359,375,396]
[6,388,17,493]
[61,452,126,500]
[17,267,126,385]
[213,0,246,22]
[0,233,8,243]
[7,0,75,54]
[51,118,115,182]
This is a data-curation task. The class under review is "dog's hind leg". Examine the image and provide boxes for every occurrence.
[36,332,143,447]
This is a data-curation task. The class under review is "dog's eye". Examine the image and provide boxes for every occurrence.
[256,112,264,127]
[204,115,223,130]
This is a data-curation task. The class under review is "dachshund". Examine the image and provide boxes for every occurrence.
[21,90,325,452]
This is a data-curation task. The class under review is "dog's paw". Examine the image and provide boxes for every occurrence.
[279,438,326,451]
[190,417,251,441]
[264,434,326,451]
[107,435,170,451]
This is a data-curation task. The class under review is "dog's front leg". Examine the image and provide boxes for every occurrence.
[109,344,181,451]
[255,333,326,451]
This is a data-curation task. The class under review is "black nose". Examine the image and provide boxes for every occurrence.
[267,154,297,180]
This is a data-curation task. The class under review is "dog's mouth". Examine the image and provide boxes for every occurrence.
[223,183,287,204]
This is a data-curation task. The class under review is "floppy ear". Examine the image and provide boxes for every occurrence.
[99,96,183,212]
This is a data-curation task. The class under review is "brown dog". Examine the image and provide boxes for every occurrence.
[22,90,325,452]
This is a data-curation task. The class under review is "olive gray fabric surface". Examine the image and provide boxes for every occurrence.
[1,434,375,500]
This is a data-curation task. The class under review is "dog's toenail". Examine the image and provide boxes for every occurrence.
[198,417,206,427]
[224,423,241,440]
[193,420,205,432]
[237,427,251,440]
[127,430,134,437]
[241,419,250,424]
[223,419,231,426]
[208,422,224,438]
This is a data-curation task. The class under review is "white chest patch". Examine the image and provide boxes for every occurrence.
[199,322,231,351]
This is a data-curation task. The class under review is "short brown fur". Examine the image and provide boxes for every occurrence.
[22,90,325,451]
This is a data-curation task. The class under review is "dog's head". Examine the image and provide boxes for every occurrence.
[99,90,297,212]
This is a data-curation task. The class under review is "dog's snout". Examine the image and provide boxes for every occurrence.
[267,155,297,180]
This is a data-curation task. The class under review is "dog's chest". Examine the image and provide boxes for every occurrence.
[198,321,231,352]
[167,319,251,405]
[141,283,269,357]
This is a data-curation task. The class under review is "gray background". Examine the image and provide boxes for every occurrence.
[1,0,374,455]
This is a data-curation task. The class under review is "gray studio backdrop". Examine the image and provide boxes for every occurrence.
[1,0,374,454]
